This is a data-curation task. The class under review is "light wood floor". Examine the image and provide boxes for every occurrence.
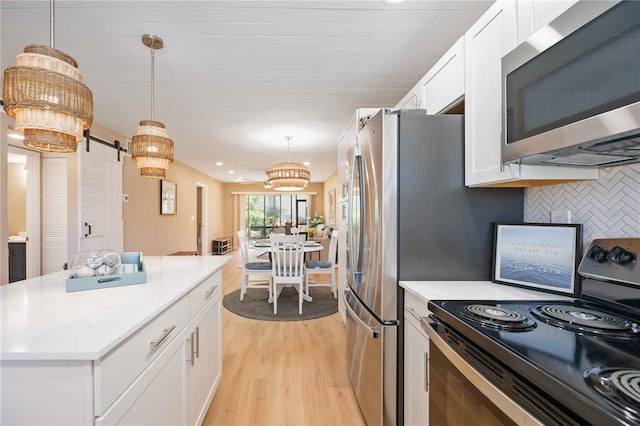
[202,250,366,426]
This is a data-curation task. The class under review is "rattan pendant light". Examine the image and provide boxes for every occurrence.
[131,34,174,179]
[265,136,310,191]
[2,0,93,152]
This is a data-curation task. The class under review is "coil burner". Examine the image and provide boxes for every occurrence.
[531,304,640,339]
[460,304,536,331]
[585,367,640,423]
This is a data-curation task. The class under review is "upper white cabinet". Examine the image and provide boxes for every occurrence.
[463,0,598,187]
[393,37,464,113]
[516,0,578,44]
[394,86,423,110]
[422,36,465,114]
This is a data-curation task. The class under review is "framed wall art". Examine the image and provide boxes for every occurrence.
[492,223,582,296]
[160,180,177,215]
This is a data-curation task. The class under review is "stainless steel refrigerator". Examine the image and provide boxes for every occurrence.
[344,109,524,425]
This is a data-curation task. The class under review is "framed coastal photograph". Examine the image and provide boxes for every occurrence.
[492,223,582,296]
[160,180,177,215]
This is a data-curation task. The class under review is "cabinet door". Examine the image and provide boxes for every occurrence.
[394,87,422,110]
[95,336,185,426]
[516,0,578,44]
[188,294,222,426]
[422,37,465,114]
[464,0,519,186]
[404,318,430,426]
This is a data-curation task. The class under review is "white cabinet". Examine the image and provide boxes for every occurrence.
[404,291,430,425]
[1,263,225,426]
[96,329,187,425]
[463,0,598,187]
[394,34,464,115]
[422,36,465,114]
[516,0,578,44]
[186,286,222,426]
[394,85,423,110]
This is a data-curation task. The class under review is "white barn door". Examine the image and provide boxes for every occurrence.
[78,142,123,253]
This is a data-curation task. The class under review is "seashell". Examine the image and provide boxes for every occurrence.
[102,253,121,268]
[95,264,114,276]
[85,252,104,269]
[72,265,95,278]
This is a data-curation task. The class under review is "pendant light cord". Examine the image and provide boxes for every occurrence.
[50,0,55,48]
[150,46,155,121]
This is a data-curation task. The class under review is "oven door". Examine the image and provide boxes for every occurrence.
[429,339,517,425]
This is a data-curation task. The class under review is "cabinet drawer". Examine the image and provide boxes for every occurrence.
[189,270,221,318]
[404,290,429,320]
[94,295,189,415]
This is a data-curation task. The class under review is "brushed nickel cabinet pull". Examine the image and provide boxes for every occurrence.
[150,325,175,347]
[190,332,196,366]
[195,326,200,358]
[205,285,218,298]
[424,352,429,392]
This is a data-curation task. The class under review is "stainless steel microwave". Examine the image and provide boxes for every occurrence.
[502,0,640,168]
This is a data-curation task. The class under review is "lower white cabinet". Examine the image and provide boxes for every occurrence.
[96,330,187,425]
[404,292,430,425]
[187,289,222,425]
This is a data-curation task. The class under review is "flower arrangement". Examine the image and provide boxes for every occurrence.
[309,213,325,228]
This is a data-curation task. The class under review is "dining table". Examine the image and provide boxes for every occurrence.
[252,239,323,302]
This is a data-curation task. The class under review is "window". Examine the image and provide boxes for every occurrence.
[245,194,308,240]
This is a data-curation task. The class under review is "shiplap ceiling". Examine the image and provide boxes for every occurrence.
[1,0,493,183]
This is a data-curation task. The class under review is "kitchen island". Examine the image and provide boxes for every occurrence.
[1,255,230,425]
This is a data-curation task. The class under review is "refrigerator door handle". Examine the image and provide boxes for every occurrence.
[344,289,379,339]
[348,145,365,284]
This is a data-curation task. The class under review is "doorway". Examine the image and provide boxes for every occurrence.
[196,183,207,255]
[7,145,41,279]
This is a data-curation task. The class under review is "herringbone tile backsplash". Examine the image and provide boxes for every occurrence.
[524,164,640,248]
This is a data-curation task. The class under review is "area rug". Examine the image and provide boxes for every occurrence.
[223,286,338,321]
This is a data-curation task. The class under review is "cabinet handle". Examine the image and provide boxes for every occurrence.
[424,352,429,392]
[150,325,175,348]
[205,285,218,299]
[195,326,200,358]
[190,332,196,366]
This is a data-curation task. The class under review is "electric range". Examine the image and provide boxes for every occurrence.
[428,238,640,426]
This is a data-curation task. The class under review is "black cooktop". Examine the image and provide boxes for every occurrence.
[429,298,640,425]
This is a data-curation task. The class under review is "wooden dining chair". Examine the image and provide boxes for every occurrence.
[304,230,338,299]
[237,230,272,301]
[270,234,306,314]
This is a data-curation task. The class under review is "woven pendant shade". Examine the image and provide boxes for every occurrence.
[2,44,93,152]
[266,162,311,191]
[131,120,174,179]
[131,34,173,179]
[265,136,310,191]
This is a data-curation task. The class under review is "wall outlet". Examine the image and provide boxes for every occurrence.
[122,194,129,202]
[551,209,572,224]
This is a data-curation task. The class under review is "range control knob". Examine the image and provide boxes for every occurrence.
[587,244,609,263]
[608,246,635,265]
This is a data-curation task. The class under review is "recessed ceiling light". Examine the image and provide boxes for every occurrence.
[303,161,311,166]
[381,0,405,4]
[215,162,223,166]
[228,170,234,174]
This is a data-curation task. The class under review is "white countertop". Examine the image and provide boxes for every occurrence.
[1,255,230,361]
[400,280,571,308]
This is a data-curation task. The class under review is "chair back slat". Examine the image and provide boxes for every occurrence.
[270,235,305,281]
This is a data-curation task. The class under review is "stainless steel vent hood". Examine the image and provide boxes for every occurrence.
[502,0,640,168]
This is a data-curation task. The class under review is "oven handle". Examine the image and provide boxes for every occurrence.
[420,315,443,336]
